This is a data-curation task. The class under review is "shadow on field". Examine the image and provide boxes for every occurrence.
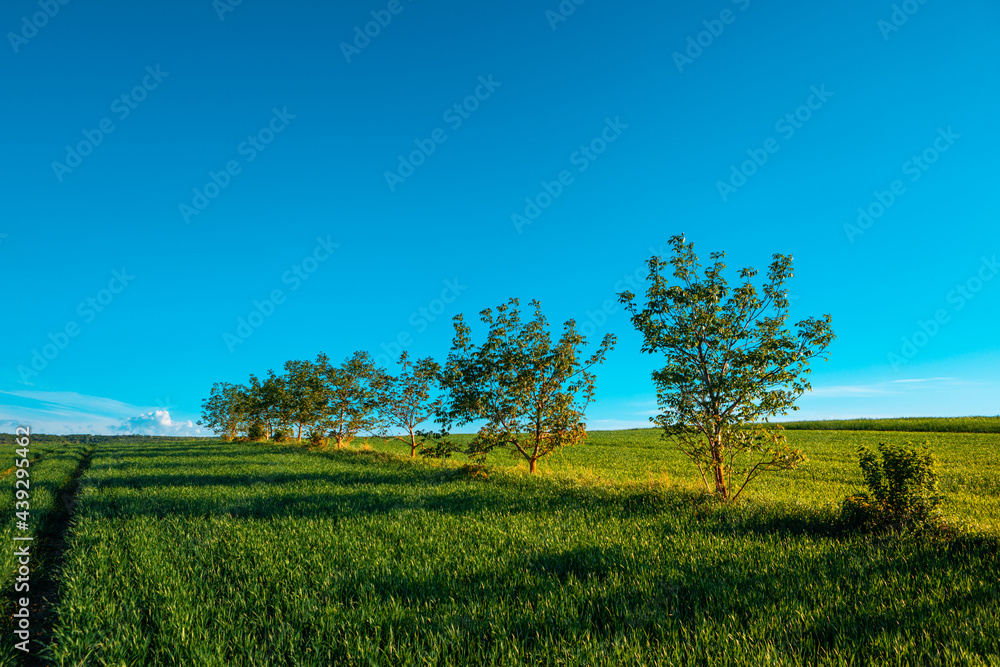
[335,529,1000,662]
[83,444,854,541]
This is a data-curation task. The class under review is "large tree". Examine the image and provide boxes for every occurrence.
[375,352,443,458]
[441,298,615,473]
[619,235,835,501]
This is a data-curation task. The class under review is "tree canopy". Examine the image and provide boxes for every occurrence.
[619,234,835,501]
[441,298,615,473]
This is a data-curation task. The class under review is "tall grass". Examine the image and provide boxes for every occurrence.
[0,436,90,667]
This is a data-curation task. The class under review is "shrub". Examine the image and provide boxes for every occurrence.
[247,423,266,442]
[272,429,288,443]
[308,430,326,448]
[842,441,942,531]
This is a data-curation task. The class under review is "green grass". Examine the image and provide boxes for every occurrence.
[0,435,91,667]
[367,429,1000,530]
[778,416,1000,433]
[36,430,1000,666]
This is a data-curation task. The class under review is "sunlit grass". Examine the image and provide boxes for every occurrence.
[40,431,1000,666]
[780,416,1000,433]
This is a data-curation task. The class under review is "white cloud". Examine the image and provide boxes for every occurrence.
[110,410,204,436]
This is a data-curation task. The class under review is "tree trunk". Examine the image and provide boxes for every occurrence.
[711,436,728,499]
[529,458,537,473]
[410,430,417,458]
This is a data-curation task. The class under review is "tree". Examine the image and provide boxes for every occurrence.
[375,352,443,458]
[283,358,327,440]
[197,382,246,440]
[619,234,834,501]
[245,374,274,440]
[441,298,615,473]
[318,351,382,447]
[261,370,293,439]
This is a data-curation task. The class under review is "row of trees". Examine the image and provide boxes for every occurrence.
[201,235,835,499]
[200,299,616,472]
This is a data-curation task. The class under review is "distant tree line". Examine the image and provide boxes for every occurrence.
[199,298,616,473]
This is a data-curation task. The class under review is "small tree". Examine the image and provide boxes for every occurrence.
[619,235,835,501]
[375,352,443,458]
[198,382,246,440]
[319,351,381,447]
[442,298,615,473]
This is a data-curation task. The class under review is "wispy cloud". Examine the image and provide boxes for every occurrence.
[0,390,202,436]
[807,384,896,398]
[0,390,146,415]
[890,377,956,384]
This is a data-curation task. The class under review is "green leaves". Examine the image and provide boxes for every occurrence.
[850,441,943,530]
[319,351,382,446]
[441,298,615,473]
[620,234,834,500]
[376,352,445,457]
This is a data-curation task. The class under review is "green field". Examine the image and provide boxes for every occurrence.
[779,417,1000,434]
[5,428,1000,665]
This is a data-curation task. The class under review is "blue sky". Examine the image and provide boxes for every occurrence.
[2,0,998,435]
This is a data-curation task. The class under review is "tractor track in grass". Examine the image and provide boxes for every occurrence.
[21,444,95,667]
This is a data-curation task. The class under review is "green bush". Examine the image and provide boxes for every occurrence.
[272,429,288,443]
[842,441,942,531]
[308,430,326,447]
[246,423,265,442]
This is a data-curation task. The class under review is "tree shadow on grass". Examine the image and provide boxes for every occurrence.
[329,530,1000,663]
[77,443,986,548]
